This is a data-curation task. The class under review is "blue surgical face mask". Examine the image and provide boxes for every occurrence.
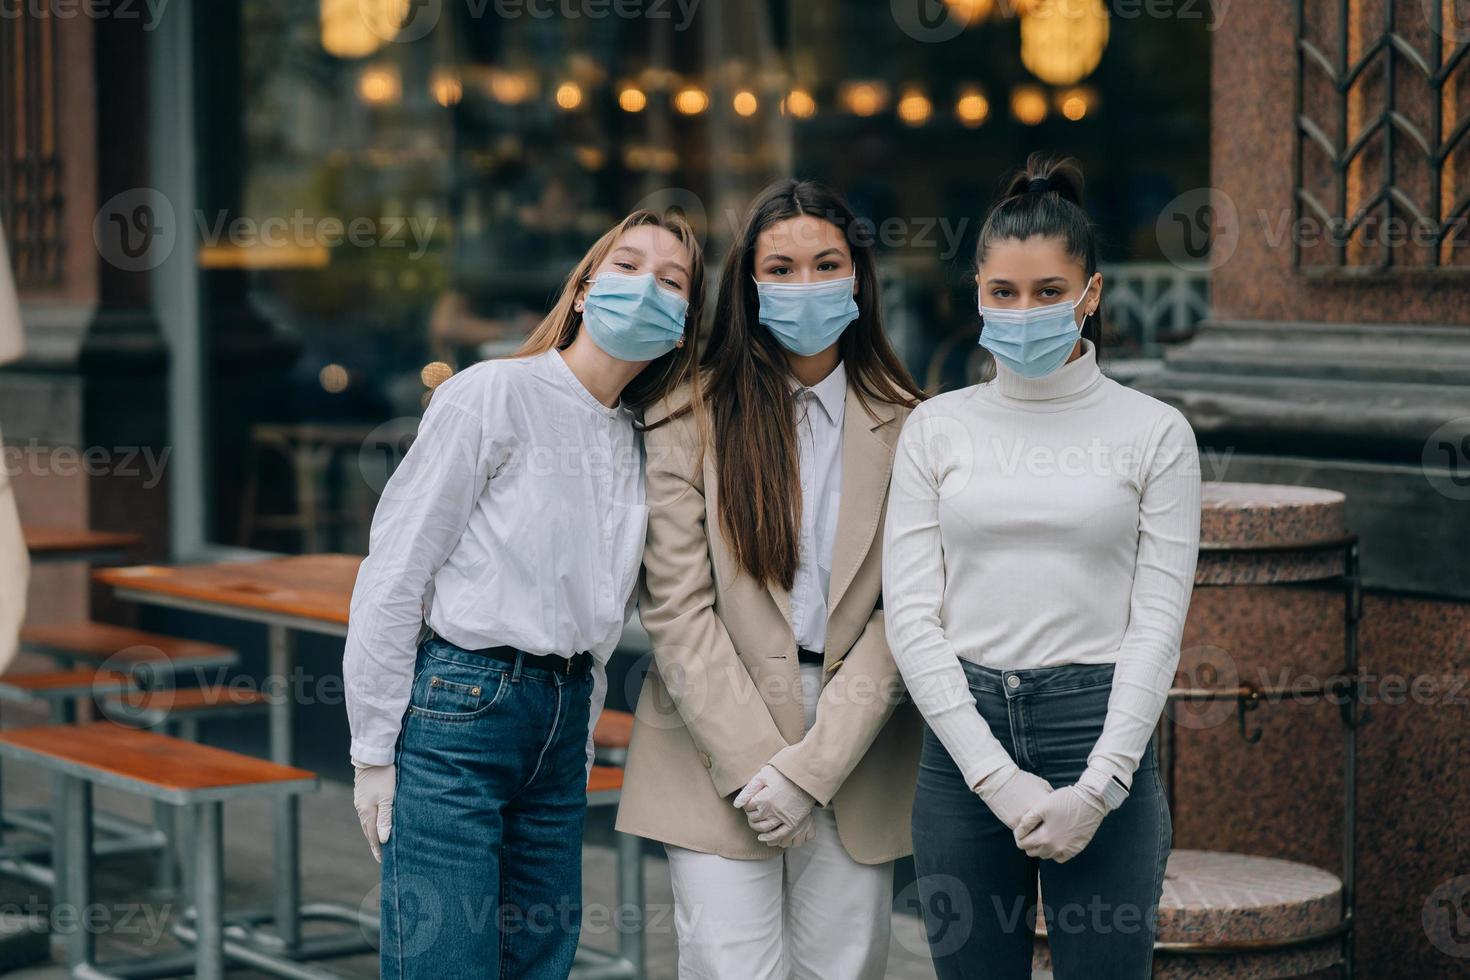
[754,276,859,356]
[581,272,689,362]
[977,280,1095,379]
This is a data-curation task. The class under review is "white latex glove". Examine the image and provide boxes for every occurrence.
[353,761,395,863]
[733,764,816,845]
[975,764,1055,832]
[1014,785,1107,863]
[759,810,817,848]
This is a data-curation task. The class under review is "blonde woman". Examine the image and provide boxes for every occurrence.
[345,209,704,980]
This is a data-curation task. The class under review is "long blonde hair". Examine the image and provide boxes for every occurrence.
[516,208,705,414]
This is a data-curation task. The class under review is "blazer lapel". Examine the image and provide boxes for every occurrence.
[826,388,900,618]
[761,385,900,637]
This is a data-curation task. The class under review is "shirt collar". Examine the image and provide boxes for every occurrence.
[790,360,848,425]
[546,349,631,420]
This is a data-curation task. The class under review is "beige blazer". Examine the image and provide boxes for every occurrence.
[615,382,922,863]
[0,221,29,672]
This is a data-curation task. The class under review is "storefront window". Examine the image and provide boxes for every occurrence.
[197,0,1210,554]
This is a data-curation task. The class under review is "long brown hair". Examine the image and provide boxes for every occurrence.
[702,179,924,590]
[516,208,705,412]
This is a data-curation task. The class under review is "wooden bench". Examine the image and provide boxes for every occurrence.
[19,622,237,676]
[102,686,273,738]
[0,722,318,980]
[21,621,263,738]
[0,667,177,888]
[0,667,133,720]
[22,526,142,565]
[592,708,634,764]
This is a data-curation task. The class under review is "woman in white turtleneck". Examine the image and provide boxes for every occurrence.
[882,156,1201,980]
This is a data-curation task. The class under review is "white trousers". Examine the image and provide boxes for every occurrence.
[664,664,894,980]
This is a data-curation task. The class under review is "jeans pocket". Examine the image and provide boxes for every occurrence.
[409,655,509,722]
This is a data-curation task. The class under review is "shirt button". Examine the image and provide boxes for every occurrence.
[1006,674,1021,690]
[699,752,712,769]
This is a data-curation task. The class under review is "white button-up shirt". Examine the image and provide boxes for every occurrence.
[344,349,647,768]
[789,361,846,654]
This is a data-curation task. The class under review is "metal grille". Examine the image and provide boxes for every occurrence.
[1294,0,1470,272]
[0,10,65,288]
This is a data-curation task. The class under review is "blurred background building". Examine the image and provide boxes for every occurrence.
[0,0,1213,563]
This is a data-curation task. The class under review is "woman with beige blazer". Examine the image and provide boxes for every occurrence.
[616,180,925,979]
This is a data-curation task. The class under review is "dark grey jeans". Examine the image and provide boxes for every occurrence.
[910,661,1170,980]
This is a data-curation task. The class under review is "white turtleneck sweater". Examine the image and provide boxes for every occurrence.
[882,340,1201,797]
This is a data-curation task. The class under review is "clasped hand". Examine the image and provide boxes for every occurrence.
[1013,785,1107,863]
[733,764,816,848]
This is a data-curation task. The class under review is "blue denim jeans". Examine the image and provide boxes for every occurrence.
[910,661,1171,980]
[381,635,594,980]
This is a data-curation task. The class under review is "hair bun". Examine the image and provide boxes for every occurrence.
[1000,152,1086,207]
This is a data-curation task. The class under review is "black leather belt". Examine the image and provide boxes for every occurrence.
[429,631,593,676]
[796,647,825,665]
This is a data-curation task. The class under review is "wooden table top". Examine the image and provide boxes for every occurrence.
[94,554,362,628]
[23,525,142,556]
[0,721,318,804]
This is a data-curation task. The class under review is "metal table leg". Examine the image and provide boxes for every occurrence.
[59,776,94,970]
[617,832,644,975]
[169,622,366,975]
[267,624,303,952]
[194,802,225,980]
